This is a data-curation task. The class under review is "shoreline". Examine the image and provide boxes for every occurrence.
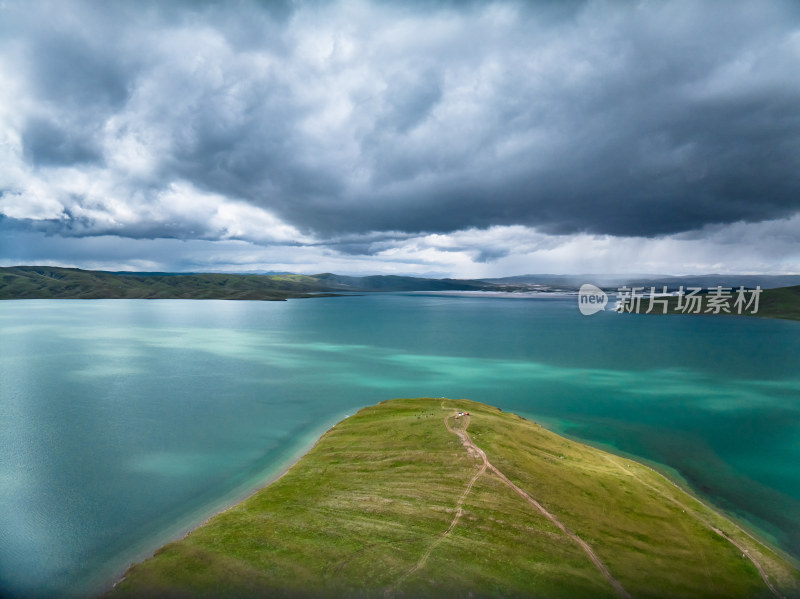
[522,411,800,569]
[104,398,800,598]
[97,410,352,597]
[101,401,799,598]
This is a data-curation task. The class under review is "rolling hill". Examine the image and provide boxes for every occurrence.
[0,266,496,300]
[107,398,800,598]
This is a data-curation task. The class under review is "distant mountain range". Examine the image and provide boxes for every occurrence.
[486,273,800,290]
[0,266,502,301]
[1,267,798,320]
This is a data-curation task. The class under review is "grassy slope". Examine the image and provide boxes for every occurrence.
[0,267,316,300]
[0,267,497,300]
[629,286,800,321]
[108,398,800,599]
[756,285,800,321]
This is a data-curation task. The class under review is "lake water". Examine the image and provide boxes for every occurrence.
[1,295,799,597]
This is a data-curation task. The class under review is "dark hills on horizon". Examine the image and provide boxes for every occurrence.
[0,266,499,301]
[1,266,799,322]
[486,273,800,290]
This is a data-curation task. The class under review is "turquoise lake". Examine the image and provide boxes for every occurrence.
[1,295,799,597]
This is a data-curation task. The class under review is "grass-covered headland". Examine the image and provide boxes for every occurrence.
[108,398,800,598]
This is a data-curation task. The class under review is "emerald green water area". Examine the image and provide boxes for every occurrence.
[1,295,799,597]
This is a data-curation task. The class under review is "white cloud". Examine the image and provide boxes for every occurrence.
[0,173,311,245]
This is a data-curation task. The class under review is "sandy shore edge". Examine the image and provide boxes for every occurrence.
[101,411,352,596]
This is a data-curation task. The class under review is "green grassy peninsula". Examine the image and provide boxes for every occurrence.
[108,398,800,598]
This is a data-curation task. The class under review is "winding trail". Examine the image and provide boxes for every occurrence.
[601,454,784,599]
[392,419,487,587]
[395,406,631,599]
[444,411,632,599]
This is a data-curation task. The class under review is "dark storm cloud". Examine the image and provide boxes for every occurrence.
[2,0,800,245]
[22,116,103,166]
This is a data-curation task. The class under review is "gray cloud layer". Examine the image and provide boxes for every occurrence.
[2,0,800,250]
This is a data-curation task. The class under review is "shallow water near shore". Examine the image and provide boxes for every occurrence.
[1,294,799,596]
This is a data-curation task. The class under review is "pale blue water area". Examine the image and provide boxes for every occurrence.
[1,295,799,596]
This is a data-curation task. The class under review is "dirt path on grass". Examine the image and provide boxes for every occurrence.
[444,411,632,599]
[601,454,785,599]
[393,419,488,586]
[394,406,630,598]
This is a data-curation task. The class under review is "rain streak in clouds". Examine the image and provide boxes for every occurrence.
[1,0,800,275]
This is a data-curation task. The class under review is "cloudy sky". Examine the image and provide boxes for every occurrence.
[1,0,800,276]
